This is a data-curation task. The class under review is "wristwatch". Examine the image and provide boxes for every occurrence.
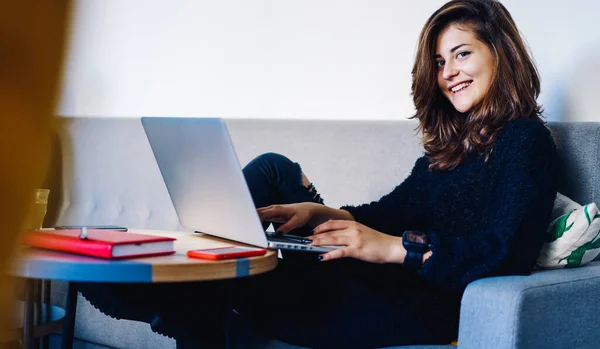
[402,230,430,272]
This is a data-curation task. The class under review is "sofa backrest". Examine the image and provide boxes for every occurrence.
[44,118,599,231]
[44,117,425,230]
[45,118,182,230]
[548,122,600,207]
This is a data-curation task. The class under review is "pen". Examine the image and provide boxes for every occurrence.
[79,226,88,240]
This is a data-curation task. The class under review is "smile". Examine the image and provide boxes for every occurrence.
[450,81,472,94]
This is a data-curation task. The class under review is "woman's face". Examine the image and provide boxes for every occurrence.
[435,24,495,113]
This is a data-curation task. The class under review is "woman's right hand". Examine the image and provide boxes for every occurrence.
[257,202,318,234]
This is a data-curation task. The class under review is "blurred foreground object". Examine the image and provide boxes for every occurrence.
[0,0,72,344]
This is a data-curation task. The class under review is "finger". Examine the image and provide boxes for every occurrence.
[258,207,287,221]
[319,247,352,262]
[313,220,353,235]
[257,206,278,215]
[256,207,271,220]
[310,233,350,247]
[257,204,281,212]
[276,217,301,234]
[266,217,287,223]
[309,230,351,243]
[256,206,272,213]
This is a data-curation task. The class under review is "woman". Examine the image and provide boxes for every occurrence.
[78,0,558,348]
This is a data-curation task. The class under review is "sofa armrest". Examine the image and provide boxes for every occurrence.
[457,261,600,349]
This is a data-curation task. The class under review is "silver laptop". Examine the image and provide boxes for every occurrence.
[141,117,340,253]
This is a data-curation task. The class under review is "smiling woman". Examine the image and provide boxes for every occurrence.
[76,1,559,348]
[412,0,543,171]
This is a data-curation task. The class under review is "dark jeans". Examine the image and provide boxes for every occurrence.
[77,153,459,349]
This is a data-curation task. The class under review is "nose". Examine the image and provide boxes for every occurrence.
[442,60,459,81]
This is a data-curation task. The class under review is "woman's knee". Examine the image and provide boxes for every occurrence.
[250,152,294,167]
[246,152,300,176]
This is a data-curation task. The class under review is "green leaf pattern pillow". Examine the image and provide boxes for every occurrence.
[537,193,600,269]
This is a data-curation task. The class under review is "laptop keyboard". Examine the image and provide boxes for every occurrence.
[266,234,312,245]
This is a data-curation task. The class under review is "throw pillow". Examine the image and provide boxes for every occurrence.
[537,193,600,269]
[550,192,581,222]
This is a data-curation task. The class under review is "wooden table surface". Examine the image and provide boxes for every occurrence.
[11,229,278,283]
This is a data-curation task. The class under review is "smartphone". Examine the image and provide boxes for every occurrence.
[54,225,128,231]
[187,246,267,260]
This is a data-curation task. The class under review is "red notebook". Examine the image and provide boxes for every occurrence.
[22,229,176,259]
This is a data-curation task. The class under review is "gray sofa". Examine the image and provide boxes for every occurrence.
[44,117,600,349]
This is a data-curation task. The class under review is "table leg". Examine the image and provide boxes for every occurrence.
[42,280,51,349]
[22,279,34,349]
[34,280,42,349]
[61,283,77,349]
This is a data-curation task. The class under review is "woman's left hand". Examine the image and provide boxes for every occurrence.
[310,220,405,264]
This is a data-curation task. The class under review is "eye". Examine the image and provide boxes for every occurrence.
[457,51,471,59]
[436,60,445,68]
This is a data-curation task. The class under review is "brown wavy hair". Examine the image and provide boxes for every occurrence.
[411,0,544,171]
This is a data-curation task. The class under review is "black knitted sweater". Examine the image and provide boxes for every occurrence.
[341,118,558,294]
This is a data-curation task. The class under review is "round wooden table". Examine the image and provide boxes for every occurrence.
[10,229,279,349]
[13,229,278,282]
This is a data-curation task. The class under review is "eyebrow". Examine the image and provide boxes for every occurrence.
[435,44,471,58]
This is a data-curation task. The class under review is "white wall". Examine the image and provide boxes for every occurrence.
[59,0,600,121]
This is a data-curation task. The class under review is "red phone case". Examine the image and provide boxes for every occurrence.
[187,246,267,260]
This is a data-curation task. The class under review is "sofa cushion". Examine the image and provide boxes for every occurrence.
[229,312,456,349]
[550,192,582,222]
[537,193,600,269]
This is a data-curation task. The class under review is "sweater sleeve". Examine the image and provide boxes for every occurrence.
[340,156,428,235]
[417,120,558,294]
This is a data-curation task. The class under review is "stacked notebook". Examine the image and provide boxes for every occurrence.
[22,229,176,259]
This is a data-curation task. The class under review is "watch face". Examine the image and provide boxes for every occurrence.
[404,230,428,244]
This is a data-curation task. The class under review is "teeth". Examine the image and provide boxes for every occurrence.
[451,82,471,93]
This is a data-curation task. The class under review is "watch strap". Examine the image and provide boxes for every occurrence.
[403,249,423,272]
